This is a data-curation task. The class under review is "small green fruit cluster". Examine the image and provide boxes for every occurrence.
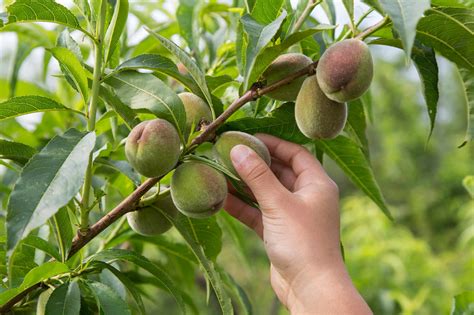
[170,131,270,218]
[263,39,373,139]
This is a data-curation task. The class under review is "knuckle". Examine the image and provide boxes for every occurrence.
[245,162,269,184]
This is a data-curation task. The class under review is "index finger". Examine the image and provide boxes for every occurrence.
[255,133,328,179]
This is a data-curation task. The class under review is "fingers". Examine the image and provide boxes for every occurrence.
[256,134,326,178]
[256,134,331,190]
[230,144,289,208]
[270,159,297,191]
[224,193,263,238]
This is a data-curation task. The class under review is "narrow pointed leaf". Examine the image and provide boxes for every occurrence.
[251,0,284,24]
[90,249,186,314]
[45,282,81,315]
[458,68,474,147]
[85,281,131,315]
[241,11,287,90]
[146,29,215,117]
[0,262,69,305]
[7,129,96,254]
[105,71,186,140]
[378,0,430,57]
[316,136,392,219]
[0,96,79,121]
[416,7,474,70]
[0,139,36,164]
[49,47,90,103]
[104,0,129,64]
[2,0,83,32]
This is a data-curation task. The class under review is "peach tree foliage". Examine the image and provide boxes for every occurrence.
[0,0,472,314]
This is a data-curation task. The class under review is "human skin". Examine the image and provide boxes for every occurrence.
[224,134,372,314]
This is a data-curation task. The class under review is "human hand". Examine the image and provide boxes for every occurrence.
[224,134,372,314]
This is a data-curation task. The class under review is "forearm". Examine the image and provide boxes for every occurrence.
[287,260,372,315]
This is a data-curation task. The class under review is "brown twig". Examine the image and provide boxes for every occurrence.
[0,60,319,313]
[356,15,390,40]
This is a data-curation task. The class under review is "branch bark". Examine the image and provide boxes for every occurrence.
[1,60,319,313]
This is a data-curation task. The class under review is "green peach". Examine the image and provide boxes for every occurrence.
[125,119,181,178]
[213,131,271,175]
[316,39,373,102]
[127,189,177,236]
[178,92,212,135]
[295,75,347,139]
[262,53,313,101]
[171,161,227,218]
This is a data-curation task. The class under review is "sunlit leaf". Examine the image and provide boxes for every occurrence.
[378,0,430,57]
[0,96,79,121]
[1,0,83,33]
[7,129,96,254]
[417,7,474,70]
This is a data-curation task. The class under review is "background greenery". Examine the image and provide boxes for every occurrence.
[0,0,472,314]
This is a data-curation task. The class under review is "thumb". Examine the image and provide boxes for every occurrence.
[230,144,287,207]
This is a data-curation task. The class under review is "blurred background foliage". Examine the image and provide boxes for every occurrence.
[0,0,472,314]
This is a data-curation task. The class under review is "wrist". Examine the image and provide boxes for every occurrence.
[286,259,353,314]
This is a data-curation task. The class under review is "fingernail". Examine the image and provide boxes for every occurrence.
[230,145,252,166]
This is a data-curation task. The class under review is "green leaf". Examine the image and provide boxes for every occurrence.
[57,29,83,61]
[432,0,473,8]
[22,235,61,262]
[146,29,215,118]
[342,0,354,21]
[90,249,186,314]
[95,158,141,187]
[2,0,84,33]
[0,96,79,121]
[463,176,474,198]
[49,47,90,103]
[219,269,253,315]
[85,281,131,315]
[51,207,74,262]
[411,43,439,139]
[241,11,287,90]
[116,54,198,92]
[0,139,36,164]
[451,291,474,315]
[416,8,474,70]
[99,86,140,130]
[251,0,284,24]
[0,261,69,305]
[458,68,474,147]
[9,41,32,98]
[315,136,392,219]
[105,71,186,142]
[378,0,430,57]
[177,0,201,66]
[91,261,146,315]
[45,281,81,315]
[369,38,440,138]
[104,0,129,64]
[346,99,369,156]
[223,103,308,144]
[160,212,233,314]
[6,129,96,254]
